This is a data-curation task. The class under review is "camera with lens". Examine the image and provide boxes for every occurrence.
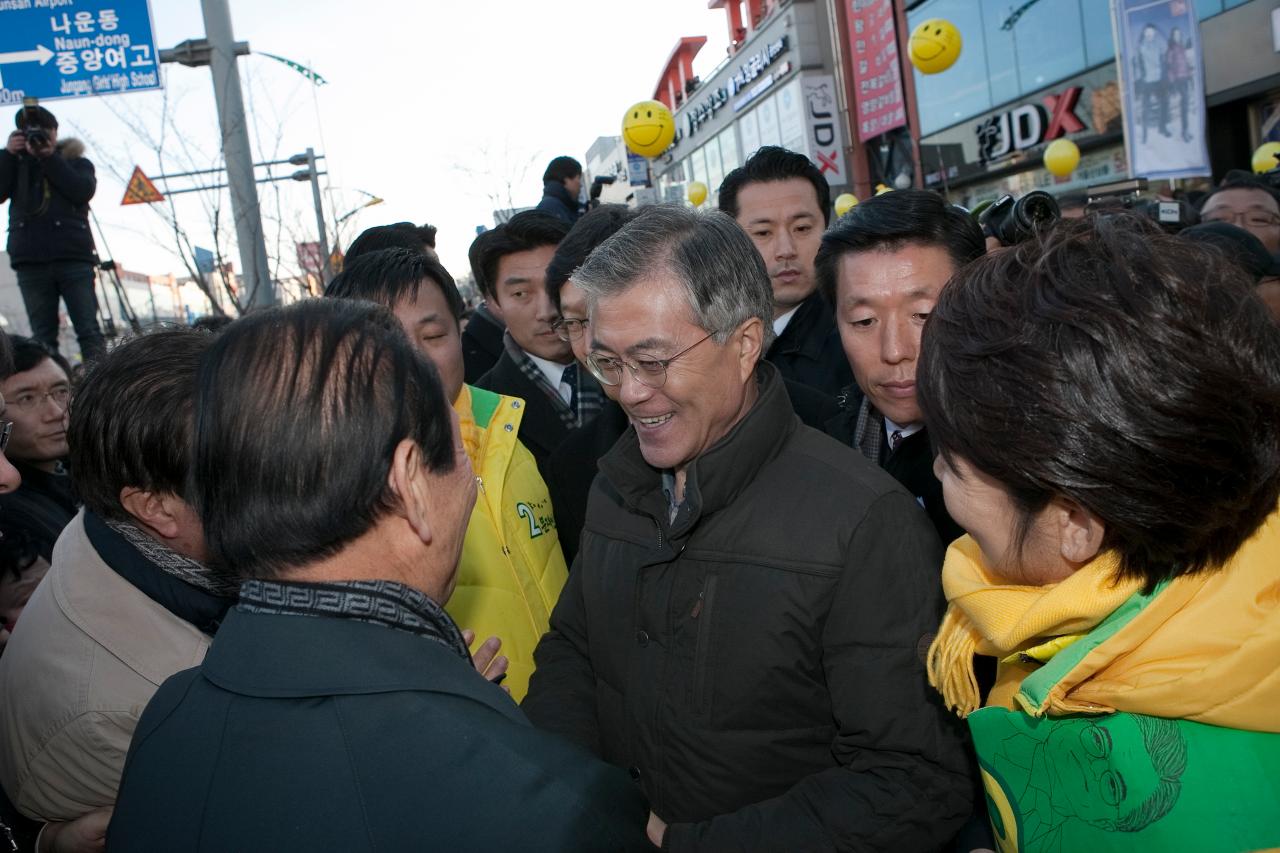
[978,190,1061,245]
[1086,178,1199,233]
[22,125,49,148]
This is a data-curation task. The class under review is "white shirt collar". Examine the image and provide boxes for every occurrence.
[884,417,924,444]
[772,305,800,337]
[525,351,574,405]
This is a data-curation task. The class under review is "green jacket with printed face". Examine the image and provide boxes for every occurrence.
[970,582,1280,853]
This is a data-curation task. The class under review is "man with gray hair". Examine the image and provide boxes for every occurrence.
[523,205,973,851]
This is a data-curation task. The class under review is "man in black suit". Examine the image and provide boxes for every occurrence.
[816,190,985,545]
[107,299,650,852]
[719,146,853,398]
[473,211,602,473]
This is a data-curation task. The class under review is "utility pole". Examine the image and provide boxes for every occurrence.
[200,0,273,308]
[303,148,329,278]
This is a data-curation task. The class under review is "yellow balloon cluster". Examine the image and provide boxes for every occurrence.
[687,181,708,207]
[1043,138,1081,177]
[1253,142,1280,175]
[908,19,962,74]
[622,100,676,159]
[834,193,859,218]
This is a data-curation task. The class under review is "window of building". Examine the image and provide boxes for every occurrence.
[910,0,1235,136]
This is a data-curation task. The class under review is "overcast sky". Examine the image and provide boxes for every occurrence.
[28,0,731,287]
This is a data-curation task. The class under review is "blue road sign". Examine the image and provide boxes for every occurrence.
[0,0,161,105]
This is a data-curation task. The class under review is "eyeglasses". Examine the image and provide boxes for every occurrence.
[0,422,11,455]
[551,316,589,342]
[9,386,70,412]
[585,330,717,389]
[1202,210,1280,229]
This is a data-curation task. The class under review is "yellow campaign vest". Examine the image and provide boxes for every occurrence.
[446,385,568,701]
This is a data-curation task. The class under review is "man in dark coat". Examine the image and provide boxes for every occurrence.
[719,146,852,398]
[0,338,76,560]
[473,212,603,474]
[107,299,649,853]
[815,190,986,546]
[535,155,584,225]
[522,206,973,851]
[0,106,105,362]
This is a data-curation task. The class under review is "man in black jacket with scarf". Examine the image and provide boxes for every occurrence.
[107,299,650,852]
[523,206,972,851]
[0,106,105,362]
[816,190,985,546]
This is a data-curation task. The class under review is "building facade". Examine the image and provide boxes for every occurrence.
[904,0,1279,206]
[649,0,852,208]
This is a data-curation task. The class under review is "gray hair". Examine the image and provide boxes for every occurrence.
[570,205,776,348]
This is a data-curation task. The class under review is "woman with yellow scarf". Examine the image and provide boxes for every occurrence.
[916,215,1280,853]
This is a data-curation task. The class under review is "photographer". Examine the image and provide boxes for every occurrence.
[0,106,105,363]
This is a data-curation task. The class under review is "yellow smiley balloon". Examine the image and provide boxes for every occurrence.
[834,193,859,218]
[1252,142,1280,175]
[908,18,962,75]
[687,181,708,207]
[622,100,676,159]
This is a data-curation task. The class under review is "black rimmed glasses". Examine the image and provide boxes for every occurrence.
[551,316,589,342]
[585,330,717,389]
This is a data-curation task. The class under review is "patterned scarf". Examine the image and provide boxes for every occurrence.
[238,578,471,660]
[105,517,240,598]
[843,390,887,466]
[502,332,603,428]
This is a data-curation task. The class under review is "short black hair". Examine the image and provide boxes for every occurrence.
[545,204,640,309]
[193,299,455,579]
[1199,171,1280,212]
[718,146,832,227]
[14,106,56,131]
[814,189,985,304]
[0,523,40,584]
[543,156,583,184]
[468,211,569,302]
[345,222,438,265]
[0,331,14,377]
[325,247,464,323]
[3,336,71,383]
[68,328,212,523]
[190,314,233,334]
[918,214,1280,589]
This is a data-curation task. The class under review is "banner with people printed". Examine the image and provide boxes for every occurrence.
[1113,0,1212,180]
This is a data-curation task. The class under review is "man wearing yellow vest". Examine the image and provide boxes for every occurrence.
[326,247,568,699]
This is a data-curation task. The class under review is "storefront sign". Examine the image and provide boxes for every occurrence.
[804,75,848,186]
[921,65,1122,191]
[976,87,1084,162]
[688,36,789,137]
[846,0,907,142]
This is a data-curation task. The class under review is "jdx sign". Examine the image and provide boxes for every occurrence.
[975,86,1085,162]
[803,76,847,187]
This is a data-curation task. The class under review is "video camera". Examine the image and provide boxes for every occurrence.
[978,190,1061,246]
[589,174,616,202]
[1086,178,1198,233]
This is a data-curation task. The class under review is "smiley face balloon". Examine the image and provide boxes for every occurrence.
[622,100,676,159]
[908,18,962,75]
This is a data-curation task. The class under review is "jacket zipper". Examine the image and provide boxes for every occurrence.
[691,574,717,715]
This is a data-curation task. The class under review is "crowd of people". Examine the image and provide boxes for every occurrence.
[1,116,1278,852]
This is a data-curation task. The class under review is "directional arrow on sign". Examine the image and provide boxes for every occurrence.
[0,45,55,90]
[0,45,55,66]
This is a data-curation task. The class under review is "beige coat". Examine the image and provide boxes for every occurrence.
[0,511,211,821]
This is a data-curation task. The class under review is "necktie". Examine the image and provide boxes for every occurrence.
[890,430,903,452]
[563,362,578,414]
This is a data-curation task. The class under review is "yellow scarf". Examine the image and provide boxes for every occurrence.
[926,536,1141,718]
[929,509,1280,732]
